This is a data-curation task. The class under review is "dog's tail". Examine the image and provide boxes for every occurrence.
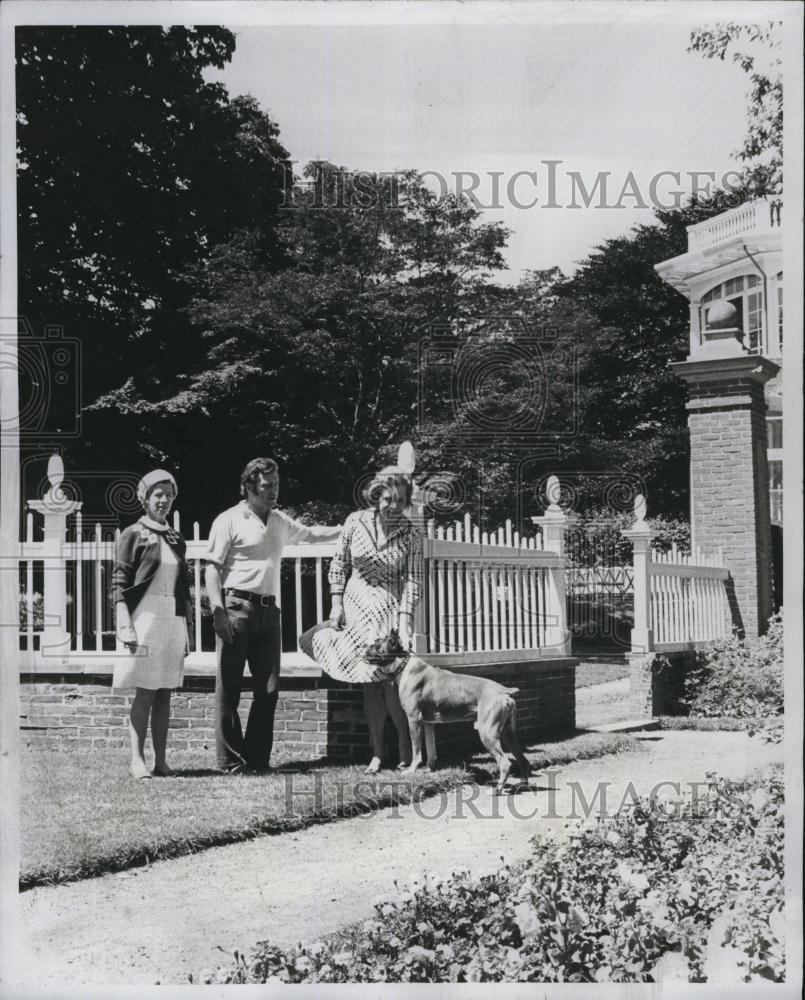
[502,685,519,696]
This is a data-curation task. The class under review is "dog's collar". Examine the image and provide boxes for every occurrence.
[364,651,412,669]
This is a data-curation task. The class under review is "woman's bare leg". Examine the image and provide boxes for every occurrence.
[363,682,387,772]
[128,688,156,778]
[151,688,172,775]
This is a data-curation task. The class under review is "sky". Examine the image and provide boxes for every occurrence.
[209,7,756,282]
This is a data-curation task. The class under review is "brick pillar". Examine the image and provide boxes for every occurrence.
[670,353,778,638]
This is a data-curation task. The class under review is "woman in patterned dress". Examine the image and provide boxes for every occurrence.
[112,470,191,779]
[303,468,422,773]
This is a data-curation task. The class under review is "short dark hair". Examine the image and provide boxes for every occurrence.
[364,471,413,508]
[240,457,279,497]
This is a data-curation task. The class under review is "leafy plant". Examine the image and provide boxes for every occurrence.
[689,21,782,197]
[683,611,783,719]
[204,766,784,984]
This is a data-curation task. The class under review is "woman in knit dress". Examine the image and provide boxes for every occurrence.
[112,470,191,779]
[301,468,422,773]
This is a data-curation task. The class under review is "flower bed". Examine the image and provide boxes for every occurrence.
[204,765,784,984]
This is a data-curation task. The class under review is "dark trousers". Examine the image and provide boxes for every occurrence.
[215,594,282,769]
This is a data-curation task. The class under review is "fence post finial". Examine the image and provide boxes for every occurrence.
[47,453,65,491]
[396,441,416,474]
[546,474,562,514]
[633,493,647,526]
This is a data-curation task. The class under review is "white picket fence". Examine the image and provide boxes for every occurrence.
[17,460,736,671]
[625,497,733,654]
[17,464,573,673]
[422,514,566,663]
[649,544,731,649]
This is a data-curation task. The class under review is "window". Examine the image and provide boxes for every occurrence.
[776,271,783,350]
[701,274,765,353]
[767,417,783,450]
[768,459,783,526]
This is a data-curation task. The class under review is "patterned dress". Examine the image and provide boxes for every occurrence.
[300,509,423,683]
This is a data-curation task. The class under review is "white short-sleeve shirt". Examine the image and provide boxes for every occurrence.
[205,502,313,597]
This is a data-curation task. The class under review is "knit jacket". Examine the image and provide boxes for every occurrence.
[112,519,191,617]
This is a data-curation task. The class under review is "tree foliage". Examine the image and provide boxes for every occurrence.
[90,176,739,528]
[92,164,510,522]
[17,26,289,328]
[16,26,290,503]
[689,21,782,196]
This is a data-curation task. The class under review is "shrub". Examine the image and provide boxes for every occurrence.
[683,612,784,719]
[563,509,691,568]
[204,766,784,985]
[284,501,352,526]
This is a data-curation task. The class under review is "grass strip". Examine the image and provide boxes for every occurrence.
[20,731,642,890]
[657,715,784,732]
[574,661,630,688]
[20,753,464,890]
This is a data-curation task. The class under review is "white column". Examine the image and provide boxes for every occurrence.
[689,300,702,357]
[531,475,574,656]
[27,454,82,658]
[622,495,655,654]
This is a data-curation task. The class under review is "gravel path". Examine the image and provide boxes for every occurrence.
[575,677,631,727]
[17,729,782,987]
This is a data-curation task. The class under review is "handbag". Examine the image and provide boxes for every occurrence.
[298,620,335,661]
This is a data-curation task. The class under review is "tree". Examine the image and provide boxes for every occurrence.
[17,27,289,332]
[689,21,782,197]
[414,190,750,529]
[91,164,510,525]
[16,26,290,503]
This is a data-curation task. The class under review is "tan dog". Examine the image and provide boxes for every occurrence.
[364,632,531,793]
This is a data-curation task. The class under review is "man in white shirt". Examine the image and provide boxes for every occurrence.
[205,457,341,772]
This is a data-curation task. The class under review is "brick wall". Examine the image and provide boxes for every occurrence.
[628,650,695,719]
[680,361,776,638]
[20,657,577,765]
[19,674,366,759]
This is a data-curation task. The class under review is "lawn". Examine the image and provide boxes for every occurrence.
[575,658,630,688]
[658,715,784,733]
[20,731,640,889]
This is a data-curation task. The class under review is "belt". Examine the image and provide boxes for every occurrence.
[225,589,277,607]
